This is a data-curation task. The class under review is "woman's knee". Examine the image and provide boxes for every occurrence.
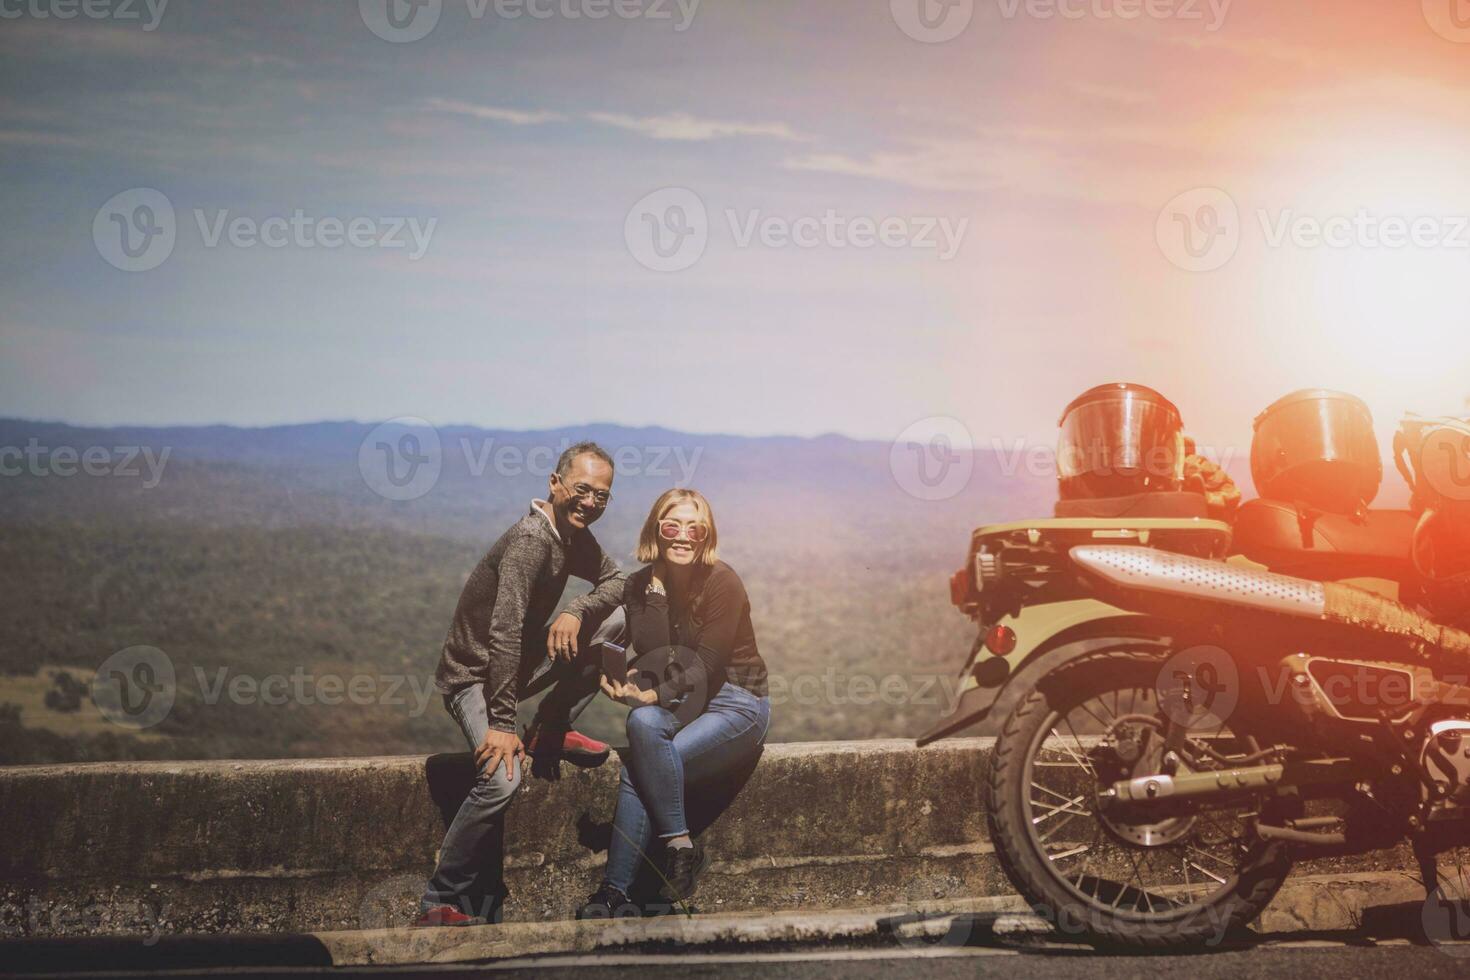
[626,705,675,743]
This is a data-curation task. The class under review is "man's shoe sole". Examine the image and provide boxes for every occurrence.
[411,917,486,928]
[529,744,611,767]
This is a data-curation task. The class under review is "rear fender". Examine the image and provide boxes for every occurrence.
[916,600,1175,744]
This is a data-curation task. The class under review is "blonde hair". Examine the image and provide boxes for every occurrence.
[636,488,719,566]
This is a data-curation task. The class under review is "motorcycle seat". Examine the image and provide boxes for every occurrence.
[1232,497,1417,579]
[1054,491,1210,520]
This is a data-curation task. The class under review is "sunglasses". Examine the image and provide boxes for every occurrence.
[658,520,709,543]
[558,477,611,507]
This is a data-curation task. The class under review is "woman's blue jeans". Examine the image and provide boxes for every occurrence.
[604,681,771,894]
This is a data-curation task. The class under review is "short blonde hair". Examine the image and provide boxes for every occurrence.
[636,488,719,566]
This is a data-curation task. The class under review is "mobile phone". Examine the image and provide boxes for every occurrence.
[600,640,628,682]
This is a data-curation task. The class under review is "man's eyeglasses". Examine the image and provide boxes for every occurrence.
[659,520,709,543]
[558,476,611,507]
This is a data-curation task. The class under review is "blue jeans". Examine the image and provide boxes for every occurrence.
[604,681,771,894]
[422,608,625,917]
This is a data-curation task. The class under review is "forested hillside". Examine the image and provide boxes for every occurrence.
[0,419,1065,762]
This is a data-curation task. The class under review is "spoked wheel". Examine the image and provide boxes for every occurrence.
[985,649,1293,949]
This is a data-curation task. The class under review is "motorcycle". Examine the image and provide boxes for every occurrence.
[919,386,1470,946]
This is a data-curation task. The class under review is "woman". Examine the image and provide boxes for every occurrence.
[578,488,771,916]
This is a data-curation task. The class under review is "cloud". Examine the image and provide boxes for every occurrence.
[585,111,807,142]
[782,137,1017,194]
[423,98,566,126]
[0,18,291,69]
[420,101,809,143]
[1072,82,1156,106]
[0,129,92,150]
[1162,34,1323,67]
[780,122,1236,206]
[0,19,163,58]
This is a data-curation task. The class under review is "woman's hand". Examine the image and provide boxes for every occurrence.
[601,670,659,708]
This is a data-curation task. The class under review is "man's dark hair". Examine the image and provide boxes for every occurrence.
[556,441,614,478]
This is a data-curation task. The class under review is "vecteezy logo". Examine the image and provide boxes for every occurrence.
[889,416,974,501]
[93,188,176,272]
[358,417,442,501]
[92,646,176,730]
[890,0,973,42]
[624,187,708,273]
[1424,0,1470,43]
[1155,187,1240,273]
[359,0,442,42]
[1156,645,1239,731]
[1423,425,1470,502]
[1423,884,1470,957]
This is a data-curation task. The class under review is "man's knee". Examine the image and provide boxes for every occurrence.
[470,760,523,810]
[626,704,675,741]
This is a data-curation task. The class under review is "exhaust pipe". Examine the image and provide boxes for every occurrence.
[1070,545,1470,662]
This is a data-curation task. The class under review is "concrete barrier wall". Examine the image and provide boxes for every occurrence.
[1,740,1003,939]
[0,738,1420,941]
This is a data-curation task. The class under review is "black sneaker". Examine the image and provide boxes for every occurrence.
[575,883,638,920]
[658,841,709,903]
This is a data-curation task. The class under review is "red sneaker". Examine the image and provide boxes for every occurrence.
[525,727,611,767]
[412,905,486,928]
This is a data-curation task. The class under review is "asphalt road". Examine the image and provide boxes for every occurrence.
[487,944,1470,980]
[11,940,1470,980]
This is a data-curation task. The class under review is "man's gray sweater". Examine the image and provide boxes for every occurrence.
[435,501,625,732]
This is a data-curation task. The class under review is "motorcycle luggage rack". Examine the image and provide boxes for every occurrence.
[969,517,1233,560]
[954,518,1234,612]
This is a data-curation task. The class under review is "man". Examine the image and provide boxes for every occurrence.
[416,441,627,927]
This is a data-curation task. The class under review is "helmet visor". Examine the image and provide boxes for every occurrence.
[1058,394,1182,497]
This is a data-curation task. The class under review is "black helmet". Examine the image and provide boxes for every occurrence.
[1057,382,1185,500]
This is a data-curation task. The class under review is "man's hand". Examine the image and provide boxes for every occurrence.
[474,729,525,781]
[600,670,659,708]
[546,612,582,662]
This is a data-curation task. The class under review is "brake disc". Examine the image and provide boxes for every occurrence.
[1096,716,1198,848]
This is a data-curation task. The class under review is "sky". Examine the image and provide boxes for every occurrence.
[2,0,1470,455]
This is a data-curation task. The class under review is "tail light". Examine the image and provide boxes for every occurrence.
[985,624,1017,656]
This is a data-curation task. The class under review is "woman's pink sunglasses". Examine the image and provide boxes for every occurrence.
[658,521,709,543]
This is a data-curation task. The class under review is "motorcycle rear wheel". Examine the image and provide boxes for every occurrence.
[984,648,1293,949]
